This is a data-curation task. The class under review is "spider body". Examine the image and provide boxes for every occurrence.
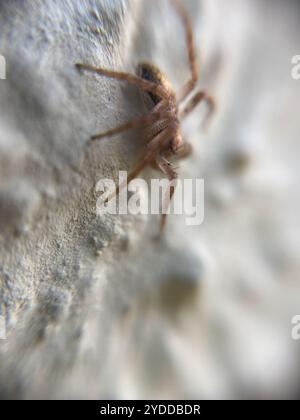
[76,0,215,232]
[137,62,175,106]
[137,62,182,155]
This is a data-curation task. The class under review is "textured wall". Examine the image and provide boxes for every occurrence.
[0,0,299,399]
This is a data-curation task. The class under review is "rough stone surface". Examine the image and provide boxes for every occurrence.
[0,0,300,399]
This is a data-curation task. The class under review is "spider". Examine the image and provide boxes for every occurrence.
[76,0,215,232]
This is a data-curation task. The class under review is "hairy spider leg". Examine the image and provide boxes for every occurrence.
[180,90,216,128]
[75,63,169,100]
[90,110,172,141]
[172,0,199,102]
[156,155,178,232]
[105,126,175,203]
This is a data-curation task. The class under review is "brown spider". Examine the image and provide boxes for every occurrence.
[76,0,215,232]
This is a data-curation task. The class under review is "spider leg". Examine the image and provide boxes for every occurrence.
[180,90,215,129]
[156,155,178,232]
[105,127,175,202]
[143,118,172,141]
[90,110,171,142]
[163,141,193,161]
[76,63,169,100]
[172,0,199,102]
[176,142,193,159]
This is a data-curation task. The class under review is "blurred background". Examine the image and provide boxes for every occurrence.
[0,0,299,399]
